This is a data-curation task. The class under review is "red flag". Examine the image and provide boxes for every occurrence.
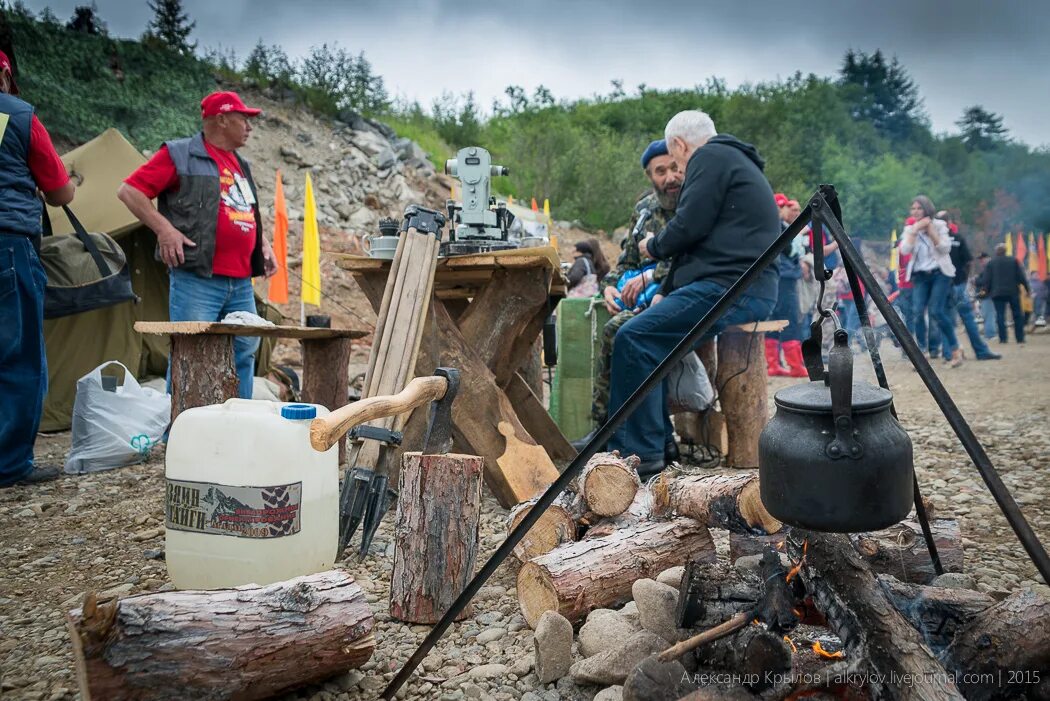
[1015,232,1027,265]
[1038,234,1048,282]
[268,170,289,304]
[530,197,539,212]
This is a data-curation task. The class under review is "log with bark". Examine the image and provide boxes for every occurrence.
[573,451,641,518]
[517,517,717,627]
[508,493,581,561]
[694,624,792,693]
[729,518,963,584]
[66,570,375,701]
[390,452,484,624]
[790,531,964,701]
[675,562,762,629]
[651,471,782,535]
[876,575,995,651]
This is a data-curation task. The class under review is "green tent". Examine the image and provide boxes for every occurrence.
[40,129,279,431]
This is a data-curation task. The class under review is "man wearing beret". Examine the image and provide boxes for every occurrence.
[0,48,76,487]
[576,139,681,454]
[608,110,780,478]
[119,91,278,399]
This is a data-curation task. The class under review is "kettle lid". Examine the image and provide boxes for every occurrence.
[774,381,892,413]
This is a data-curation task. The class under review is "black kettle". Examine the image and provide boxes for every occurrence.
[759,328,913,532]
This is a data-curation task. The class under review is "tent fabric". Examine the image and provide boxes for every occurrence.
[39,129,279,431]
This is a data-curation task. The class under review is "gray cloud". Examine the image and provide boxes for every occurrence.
[23,0,1050,146]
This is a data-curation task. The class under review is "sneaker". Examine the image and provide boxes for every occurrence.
[5,465,61,488]
[1036,317,1046,328]
[976,352,1002,360]
[665,439,680,463]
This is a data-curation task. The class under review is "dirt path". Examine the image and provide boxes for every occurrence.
[2,332,1048,701]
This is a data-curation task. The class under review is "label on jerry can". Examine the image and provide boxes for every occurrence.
[165,479,302,539]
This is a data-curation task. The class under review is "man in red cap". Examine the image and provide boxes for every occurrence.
[118,91,277,399]
[1,49,76,487]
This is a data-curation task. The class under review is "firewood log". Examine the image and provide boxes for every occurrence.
[517,517,717,627]
[66,571,374,701]
[876,575,995,651]
[694,624,792,692]
[508,492,581,561]
[651,471,782,535]
[675,562,762,629]
[573,451,641,518]
[583,485,653,539]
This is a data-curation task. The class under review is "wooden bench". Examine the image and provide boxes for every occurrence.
[674,319,788,468]
[134,322,367,461]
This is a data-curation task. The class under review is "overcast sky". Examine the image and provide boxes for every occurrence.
[24,0,1050,147]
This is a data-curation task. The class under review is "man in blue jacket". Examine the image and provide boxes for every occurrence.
[1,49,77,487]
[606,110,779,477]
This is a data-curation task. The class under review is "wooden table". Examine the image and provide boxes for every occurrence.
[333,246,575,507]
[134,322,367,461]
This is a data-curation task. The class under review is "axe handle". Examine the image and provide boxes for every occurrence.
[310,376,448,452]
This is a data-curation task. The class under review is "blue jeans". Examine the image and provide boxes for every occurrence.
[769,277,804,342]
[607,280,775,462]
[168,269,259,399]
[950,283,994,359]
[979,297,996,338]
[911,270,957,357]
[897,287,916,339]
[0,236,48,485]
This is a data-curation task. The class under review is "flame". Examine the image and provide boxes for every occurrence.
[784,635,798,653]
[776,540,785,551]
[792,608,803,618]
[786,540,808,583]
[812,641,844,659]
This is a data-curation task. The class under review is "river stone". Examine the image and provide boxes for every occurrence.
[569,631,667,686]
[656,566,685,590]
[534,610,572,683]
[632,578,682,644]
[578,610,642,657]
[594,686,624,701]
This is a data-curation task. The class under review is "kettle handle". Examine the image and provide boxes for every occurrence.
[826,328,863,460]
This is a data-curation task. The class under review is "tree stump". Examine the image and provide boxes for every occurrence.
[390,452,484,623]
[169,334,237,424]
[300,336,353,464]
[66,570,374,701]
[715,330,767,468]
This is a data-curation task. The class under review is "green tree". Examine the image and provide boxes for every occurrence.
[839,49,924,141]
[66,3,106,35]
[956,105,1008,151]
[244,39,293,85]
[431,91,481,147]
[146,0,196,55]
[297,43,388,114]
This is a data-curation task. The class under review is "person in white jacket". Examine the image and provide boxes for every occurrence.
[899,195,961,367]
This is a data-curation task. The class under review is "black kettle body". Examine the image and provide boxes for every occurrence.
[759,330,914,532]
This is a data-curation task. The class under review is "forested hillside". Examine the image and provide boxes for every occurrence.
[4,2,1048,247]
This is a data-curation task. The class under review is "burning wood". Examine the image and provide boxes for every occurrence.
[812,640,845,660]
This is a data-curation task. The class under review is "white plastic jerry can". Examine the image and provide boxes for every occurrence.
[164,400,338,590]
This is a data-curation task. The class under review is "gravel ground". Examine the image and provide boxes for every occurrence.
[2,332,1048,701]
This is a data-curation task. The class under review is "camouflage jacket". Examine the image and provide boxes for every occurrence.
[602,192,675,289]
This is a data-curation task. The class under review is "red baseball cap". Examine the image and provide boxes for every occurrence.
[0,50,18,95]
[774,193,789,207]
[787,199,800,208]
[200,91,261,119]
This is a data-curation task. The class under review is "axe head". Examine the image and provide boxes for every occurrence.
[422,367,459,455]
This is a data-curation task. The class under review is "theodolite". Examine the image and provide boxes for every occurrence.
[441,146,518,256]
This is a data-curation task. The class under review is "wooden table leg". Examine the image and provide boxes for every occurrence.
[301,337,353,464]
[169,334,237,425]
[716,331,767,468]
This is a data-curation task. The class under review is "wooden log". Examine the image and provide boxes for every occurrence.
[876,575,995,651]
[574,452,641,518]
[676,562,763,630]
[66,571,375,701]
[300,336,353,464]
[730,518,963,585]
[850,519,963,585]
[791,531,964,700]
[508,493,580,561]
[390,452,484,623]
[651,471,781,535]
[583,486,653,539]
[715,330,767,468]
[517,517,717,628]
[168,334,237,424]
[518,335,545,398]
[943,589,1050,701]
[694,624,792,693]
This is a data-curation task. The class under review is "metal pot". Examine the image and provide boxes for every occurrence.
[759,329,913,532]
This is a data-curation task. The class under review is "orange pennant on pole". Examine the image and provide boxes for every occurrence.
[268,170,289,304]
[1015,232,1027,264]
[531,197,539,212]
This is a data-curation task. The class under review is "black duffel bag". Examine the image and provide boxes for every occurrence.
[39,205,138,319]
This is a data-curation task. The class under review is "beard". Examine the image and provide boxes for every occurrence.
[655,182,681,211]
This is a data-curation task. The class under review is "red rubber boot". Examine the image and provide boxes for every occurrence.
[782,340,810,378]
[765,338,789,376]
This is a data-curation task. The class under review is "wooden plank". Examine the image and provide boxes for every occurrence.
[723,320,788,334]
[457,268,550,376]
[503,372,576,461]
[134,321,366,340]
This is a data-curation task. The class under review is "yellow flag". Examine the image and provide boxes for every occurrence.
[507,194,514,205]
[543,198,551,219]
[301,173,321,306]
[1005,233,1013,256]
[889,229,898,272]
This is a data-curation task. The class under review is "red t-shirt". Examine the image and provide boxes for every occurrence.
[124,142,257,278]
[28,115,69,192]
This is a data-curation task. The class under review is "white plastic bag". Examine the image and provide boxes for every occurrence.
[64,361,171,474]
[666,352,714,414]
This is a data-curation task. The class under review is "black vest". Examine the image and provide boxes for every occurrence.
[0,93,43,236]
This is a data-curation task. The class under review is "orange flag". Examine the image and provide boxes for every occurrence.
[268,170,289,304]
[1038,234,1048,282]
[531,197,539,212]
[1015,232,1027,265]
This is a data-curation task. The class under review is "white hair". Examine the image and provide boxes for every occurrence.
[664,110,717,147]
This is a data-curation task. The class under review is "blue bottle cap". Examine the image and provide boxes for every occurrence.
[280,404,317,420]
